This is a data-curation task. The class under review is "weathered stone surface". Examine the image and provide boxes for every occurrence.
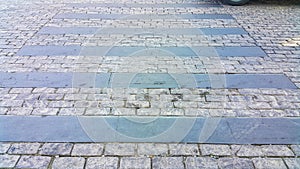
[16,155,51,168]
[52,157,85,169]
[105,143,136,156]
[185,157,218,169]
[39,143,73,155]
[0,155,19,168]
[153,157,184,169]
[200,144,231,156]
[72,144,104,156]
[218,158,254,169]
[169,144,199,155]
[137,143,168,155]
[8,143,40,154]
[86,157,119,169]
[120,157,151,169]
[252,158,287,169]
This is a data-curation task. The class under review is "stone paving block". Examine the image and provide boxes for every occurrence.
[201,28,248,35]
[72,143,104,156]
[59,108,85,115]
[185,157,218,169]
[0,142,10,153]
[39,143,73,155]
[252,158,287,169]
[111,108,136,115]
[218,158,254,169]
[200,144,232,156]
[169,144,199,155]
[0,100,23,107]
[8,143,40,154]
[0,108,8,115]
[52,157,85,169]
[236,145,264,157]
[0,72,297,89]
[120,157,151,169]
[284,158,300,169]
[129,73,179,88]
[38,27,98,35]
[261,145,294,156]
[17,45,81,56]
[160,108,185,115]
[216,47,267,57]
[1,116,300,143]
[6,108,32,115]
[105,143,136,156]
[0,72,72,88]
[86,157,119,169]
[137,143,168,155]
[16,155,51,168]
[194,74,297,89]
[153,157,184,169]
[85,108,111,115]
[0,154,20,168]
[137,108,160,116]
[32,108,59,115]
[291,145,300,156]
[225,74,297,89]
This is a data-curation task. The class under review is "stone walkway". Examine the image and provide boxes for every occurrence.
[0,0,299,168]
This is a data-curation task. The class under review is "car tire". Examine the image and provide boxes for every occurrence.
[222,0,250,5]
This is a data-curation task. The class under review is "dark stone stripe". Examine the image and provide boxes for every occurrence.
[66,3,222,8]
[37,27,247,35]
[0,115,299,144]
[0,72,297,89]
[215,47,267,57]
[200,27,248,35]
[194,74,297,89]
[17,46,267,57]
[54,14,234,20]
[0,116,92,142]
[38,27,98,35]
[17,45,81,56]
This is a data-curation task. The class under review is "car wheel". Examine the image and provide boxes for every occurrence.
[222,0,250,5]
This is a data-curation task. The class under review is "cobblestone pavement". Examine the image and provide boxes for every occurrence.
[0,0,299,168]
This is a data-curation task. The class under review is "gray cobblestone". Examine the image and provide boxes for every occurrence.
[8,143,40,155]
[137,143,168,156]
[169,144,199,156]
[236,145,294,157]
[86,157,119,169]
[120,157,151,169]
[72,143,104,156]
[291,145,300,156]
[32,108,59,115]
[200,144,231,156]
[105,143,136,156]
[0,143,10,153]
[218,158,254,169]
[284,158,300,169]
[39,143,73,155]
[0,154,20,168]
[16,155,51,169]
[185,157,218,169]
[6,108,33,115]
[153,157,184,169]
[85,108,111,115]
[252,158,287,169]
[52,157,85,169]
